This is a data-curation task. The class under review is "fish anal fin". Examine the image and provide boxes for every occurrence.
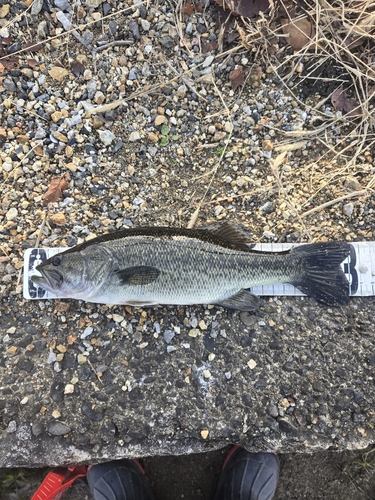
[215,289,259,311]
[115,266,160,286]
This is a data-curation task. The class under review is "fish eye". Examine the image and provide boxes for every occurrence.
[52,255,62,266]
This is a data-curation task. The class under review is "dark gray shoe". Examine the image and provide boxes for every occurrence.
[214,447,279,500]
[87,459,155,500]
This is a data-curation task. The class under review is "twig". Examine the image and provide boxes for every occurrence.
[35,213,48,248]
[93,40,133,53]
[300,190,368,218]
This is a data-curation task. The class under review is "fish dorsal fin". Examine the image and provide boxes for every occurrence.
[206,222,254,250]
[115,266,161,286]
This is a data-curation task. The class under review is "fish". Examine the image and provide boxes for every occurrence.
[31,223,351,310]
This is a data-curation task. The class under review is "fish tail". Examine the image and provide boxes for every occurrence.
[290,242,351,306]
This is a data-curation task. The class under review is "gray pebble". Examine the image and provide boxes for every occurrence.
[56,11,72,31]
[141,19,150,31]
[48,422,71,436]
[108,20,117,36]
[260,201,275,214]
[31,0,44,15]
[129,20,140,40]
[167,346,177,353]
[128,69,137,80]
[267,403,279,418]
[225,372,232,380]
[159,36,174,48]
[99,130,115,146]
[163,330,175,344]
[6,207,18,221]
[343,202,354,217]
[7,421,17,433]
[3,78,16,92]
[55,0,72,11]
[32,422,44,437]
[129,131,141,142]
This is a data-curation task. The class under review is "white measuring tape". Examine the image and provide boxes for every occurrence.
[23,243,371,301]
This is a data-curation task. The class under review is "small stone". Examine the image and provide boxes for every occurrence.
[32,423,43,437]
[163,330,175,343]
[129,131,141,142]
[64,384,74,394]
[188,329,199,337]
[51,213,66,225]
[7,421,17,433]
[16,135,29,144]
[199,320,207,330]
[262,139,273,151]
[98,130,115,145]
[213,131,226,142]
[267,403,279,417]
[260,201,275,214]
[52,131,68,142]
[52,410,61,419]
[3,78,16,92]
[160,36,174,48]
[148,132,159,142]
[55,0,71,11]
[51,111,62,122]
[78,354,87,364]
[6,207,18,221]
[81,326,93,339]
[155,115,166,126]
[203,369,212,379]
[48,421,71,436]
[0,3,10,19]
[141,19,150,31]
[49,66,69,82]
[86,0,104,7]
[94,91,105,104]
[201,429,209,439]
[20,397,29,405]
[343,202,354,217]
[31,0,44,15]
[247,359,257,369]
[112,314,124,322]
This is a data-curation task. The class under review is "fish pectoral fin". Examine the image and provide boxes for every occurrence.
[215,289,259,311]
[115,266,161,286]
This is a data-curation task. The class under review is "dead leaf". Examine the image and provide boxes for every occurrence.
[27,58,38,68]
[181,1,204,15]
[54,301,70,313]
[22,42,44,52]
[1,57,19,70]
[43,175,69,204]
[219,0,269,17]
[230,65,244,91]
[331,86,362,117]
[280,16,315,50]
[202,39,218,53]
[49,66,69,82]
[71,60,85,76]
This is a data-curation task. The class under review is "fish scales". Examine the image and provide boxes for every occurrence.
[95,234,297,305]
[31,225,351,309]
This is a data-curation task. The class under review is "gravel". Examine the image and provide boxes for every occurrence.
[0,0,375,477]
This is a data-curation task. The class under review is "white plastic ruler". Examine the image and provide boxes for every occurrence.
[23,242,373,301]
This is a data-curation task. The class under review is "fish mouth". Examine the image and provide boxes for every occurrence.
[31,266,63,293]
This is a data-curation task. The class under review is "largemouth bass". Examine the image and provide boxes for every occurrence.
[31,224,350,309]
